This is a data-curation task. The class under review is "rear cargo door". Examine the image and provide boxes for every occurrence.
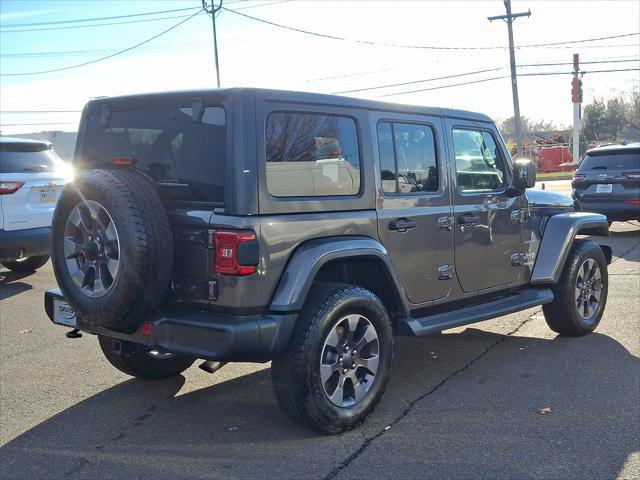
[78,104,228,305]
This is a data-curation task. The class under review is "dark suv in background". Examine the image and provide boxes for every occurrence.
[44,88,612,434]
[573,143,640,223]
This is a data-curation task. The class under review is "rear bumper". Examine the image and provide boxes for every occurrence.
[0,227,51,261]
[44,289,297,362]
[574,199,640,221]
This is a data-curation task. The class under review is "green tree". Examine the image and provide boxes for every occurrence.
[499,116,557,135]
[582,91,639,142]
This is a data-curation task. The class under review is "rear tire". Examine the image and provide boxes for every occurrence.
[543,240,608,336]
[1,255,49,272]
[51,169,172,332]
[98,336,195,380]
[271,283,393,434]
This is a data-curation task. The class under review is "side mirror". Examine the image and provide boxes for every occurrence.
[513,158,536,189]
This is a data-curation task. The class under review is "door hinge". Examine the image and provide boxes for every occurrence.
[511,209,531,224]
[438,264,454,280]
[511,252,535,266]
[438,216,453,231]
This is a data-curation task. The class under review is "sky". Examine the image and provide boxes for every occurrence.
[0,0,639,134]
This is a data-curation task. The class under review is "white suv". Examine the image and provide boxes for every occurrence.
[0,137,68,272]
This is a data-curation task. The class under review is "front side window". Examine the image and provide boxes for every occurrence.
[377,121,439,194]
[265,112,361,197]
[452,128,506,192]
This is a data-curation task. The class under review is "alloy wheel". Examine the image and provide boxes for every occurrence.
[64,200,120,298]
[320,314,380,407]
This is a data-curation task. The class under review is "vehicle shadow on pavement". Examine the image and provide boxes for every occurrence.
[0,271,33,301]
[1,327,638,479]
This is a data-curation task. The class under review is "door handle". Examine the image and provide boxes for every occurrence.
[458,214,480,225]
[389,218,416,231]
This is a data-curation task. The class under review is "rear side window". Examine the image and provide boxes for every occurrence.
[377,121,439,194]
[265,112,361,197]
[452,128,506,193]
[0,148,58,173]
[579,151,640,171]
[80,107,226,203]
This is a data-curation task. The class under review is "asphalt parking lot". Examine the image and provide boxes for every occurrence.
[1,220,638,480]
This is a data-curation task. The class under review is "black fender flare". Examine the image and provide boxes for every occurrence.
[269,236,409,315]
[531,212,610,284]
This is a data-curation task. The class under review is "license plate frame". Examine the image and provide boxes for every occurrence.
[39,188,58,203]
[53,299,77,328]
[595,184,613,194]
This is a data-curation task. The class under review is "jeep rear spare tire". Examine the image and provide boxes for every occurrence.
[51,169,172,332]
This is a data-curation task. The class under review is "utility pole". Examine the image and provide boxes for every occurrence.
[202,0,223,87]
[571,54,583,164]
[488,0,530,157]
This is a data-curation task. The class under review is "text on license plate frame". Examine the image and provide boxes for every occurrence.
[53,299,77,328]
[596,184,613,193]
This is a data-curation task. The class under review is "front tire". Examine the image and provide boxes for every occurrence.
[271,283,393,434]
[98,336,195,380]
[1,255,49,272]
[543,240,608,336]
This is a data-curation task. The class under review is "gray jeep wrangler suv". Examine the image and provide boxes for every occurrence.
[45,88,612,434]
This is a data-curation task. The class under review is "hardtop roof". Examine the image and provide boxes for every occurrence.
[0,136,52,150]
[85,87,494,123]
[585,142,640,156]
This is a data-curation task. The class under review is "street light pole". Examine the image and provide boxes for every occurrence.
[488,0,531,157]
[202,0,223,87]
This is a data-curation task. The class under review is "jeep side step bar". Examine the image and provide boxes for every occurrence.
[399,287,554,336]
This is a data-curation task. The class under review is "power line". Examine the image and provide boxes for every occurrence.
[333,67,504,94]
[377,67,640,97]
[334,58,639,94]
[0,6,200,29]
[0,11,203,76]
[305,55,639,83]
[0,1,284,33]
[0,0,249,28]
[0,122,77,127]
[0,110,82,113]
[0,13,197,34]
[222,7,639,51]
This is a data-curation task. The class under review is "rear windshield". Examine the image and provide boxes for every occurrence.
[579,151,640,171]
[79,106,226,203]
[0,148,58,173]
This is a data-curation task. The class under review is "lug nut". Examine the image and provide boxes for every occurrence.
[338,356,343,363]
[342,368,347,374]
[345,346,350,352]
[351,363,356,369]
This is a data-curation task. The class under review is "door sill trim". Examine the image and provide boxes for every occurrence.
[398,287,553,336]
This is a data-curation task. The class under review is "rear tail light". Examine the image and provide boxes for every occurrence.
[141,322,153,336]
[213,231,258,276]
[623,172,640,179]
[572,173,586,181]
[624,200,640,205]
[0,181,24,195]
[112,156,135,166]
